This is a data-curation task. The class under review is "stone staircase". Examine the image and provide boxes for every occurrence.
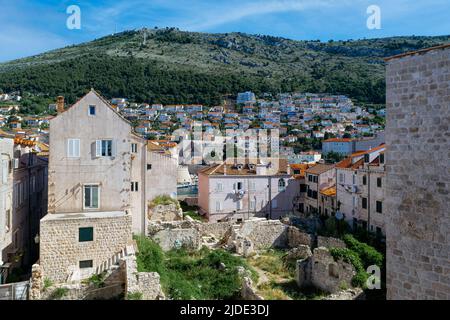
[66,243,137,283]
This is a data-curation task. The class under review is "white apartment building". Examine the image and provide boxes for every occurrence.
[336,144,386,236]
[39,90,177,282]
[198,158,298,222]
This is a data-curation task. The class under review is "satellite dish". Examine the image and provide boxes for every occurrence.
[335,211,344,220]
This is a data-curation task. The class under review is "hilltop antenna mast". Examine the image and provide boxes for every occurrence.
[142,27,147,45]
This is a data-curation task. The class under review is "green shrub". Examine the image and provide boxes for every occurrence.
[342,235,383,268]
[135,236,255,300]
[88,272,106,288]
[50,287,69,300]
[43,278,53,291]
[149,195,179,209]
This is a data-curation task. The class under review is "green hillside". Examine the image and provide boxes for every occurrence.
[0,28,448,105]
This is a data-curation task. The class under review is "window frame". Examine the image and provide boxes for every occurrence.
[79,227,94,242]
[83,184,100,210]
[79,260,93,269]
[376,201,383,214]
[67,139,80,158]
[88,105,96,116]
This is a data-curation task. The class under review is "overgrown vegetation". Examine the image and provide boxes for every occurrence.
[86,272,107,288]
[43,278,53,291]
[1,29,448,106]
[135,236,256,300]
[179,201,204,221]
[329,235,383,289]
[50,287,69,300]
[149,195,180,209]
[126,292,143,300]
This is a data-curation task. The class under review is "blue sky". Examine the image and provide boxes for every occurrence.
[0,0,449,62]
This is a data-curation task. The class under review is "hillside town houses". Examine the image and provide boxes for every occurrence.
[0,88,387,285]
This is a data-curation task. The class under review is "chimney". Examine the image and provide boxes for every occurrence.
[56,96,65,114]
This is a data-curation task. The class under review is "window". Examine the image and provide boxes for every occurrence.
[352,196,357,208]
[147,164,152,170]
[216,183,223,192]
[79,260,93,269]
[308,175,312,182]
[339,173,345,184]
[250,199,256,210]
[89,105,96,115]
[363,175,367,185]
[237,200,243,210]
[249,181,256,191]
[352,175,356,185]
[67,139,80,158]
[307,189,312,198]
[313,176,318,183]
[376,201,383,214]
[362,197,367,209]
[237,182,243,190]
[79,227,93,242]
[95,140,113,157]
[364,154,370,163]
[278,178,286,192]
[84,185,99,209]
[380,154,385,164]
[312,191,318,199]
[1,159,8,184]
[300,184,307,193]
[131,143,138,153]
[377,177,382,188]
[5,209,10,230]
[215,201,222,212]
[131,182,139,192]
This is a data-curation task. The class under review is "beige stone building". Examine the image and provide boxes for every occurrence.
[0,136,48,283]
[304,164,335,216]
[335,145,386,236]
[40,90,177,283]
[385,45,450,300]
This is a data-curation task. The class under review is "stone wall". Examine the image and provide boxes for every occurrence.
[123,255,165,300]
[296,247,356,294]
[239,219,289,249]
[39,212,132,283]
[147,220,202,251]
[198,221,234,240]
[386,47,450,300]
[148,203,183,222]
[317,236,346,249]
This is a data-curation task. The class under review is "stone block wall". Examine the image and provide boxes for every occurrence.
[239,219,289,249]
[40,213,132,283]
[386,47,450,300]
[317,236,346,249]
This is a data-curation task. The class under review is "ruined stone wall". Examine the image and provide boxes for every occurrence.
[317,236,346,249]
[239,219,289,249]
[40,213,132,283]
[296,247,355,294]
[198,221,234,239]
[386,47,450,300]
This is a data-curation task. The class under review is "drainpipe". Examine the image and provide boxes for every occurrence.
[268,176,272,220]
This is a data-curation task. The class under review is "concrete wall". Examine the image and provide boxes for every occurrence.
[386,47,450,300]
[39,211,132,283]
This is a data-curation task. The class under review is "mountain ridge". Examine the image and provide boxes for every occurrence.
[0,28,449,105]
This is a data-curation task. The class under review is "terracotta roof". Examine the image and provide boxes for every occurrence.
[336,144,386,169]
[305,163,335,175]
[290,163,311,179]
[199,158,290,176]
[323,138,352,143]
[384,43,450,61]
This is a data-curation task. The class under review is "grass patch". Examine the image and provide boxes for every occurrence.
[43,278,53,291]
[50,287,69,300]
[250,249,294,279]
[127,292,143,300]
[135,236,256,300]
[86,272,107,288]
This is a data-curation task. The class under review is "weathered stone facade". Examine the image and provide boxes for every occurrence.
[317,236,346,249]
[386,46,450,300]
[148,203,183,222]
[296,247,356,294]
[39,211,132,283]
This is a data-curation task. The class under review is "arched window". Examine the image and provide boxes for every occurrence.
[278,178,286,192]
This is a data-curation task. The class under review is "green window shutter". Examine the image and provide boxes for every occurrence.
[79,227,93,242]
